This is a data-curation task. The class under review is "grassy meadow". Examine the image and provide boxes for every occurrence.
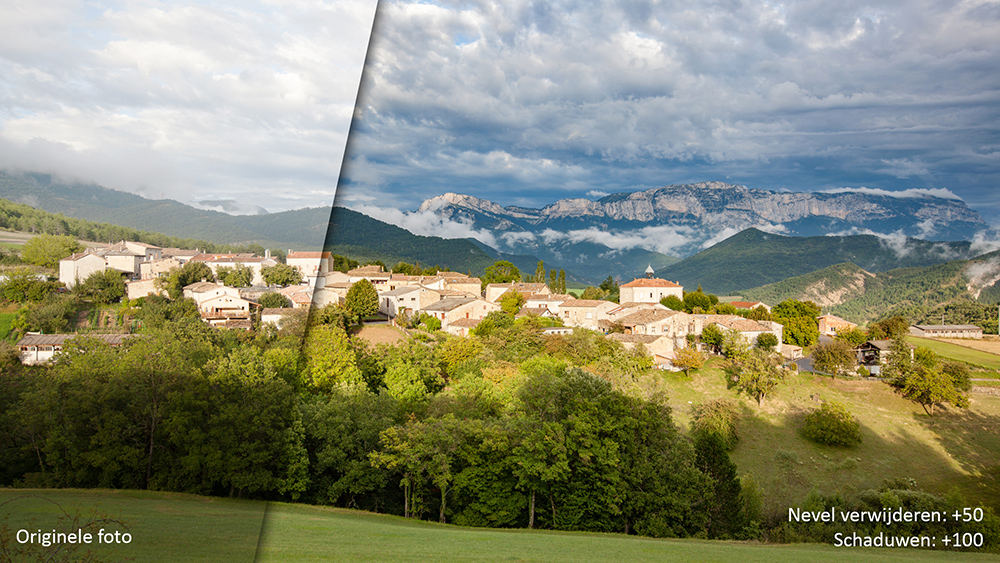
[909,337,1000,371]
[4,489,998,562]
[0,489,265,562]
[662,358,1000,516]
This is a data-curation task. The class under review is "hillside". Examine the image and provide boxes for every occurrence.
[0,171,331,248]
[324,207,524,274]
[656,228,974,295]
[740,251,1000,323]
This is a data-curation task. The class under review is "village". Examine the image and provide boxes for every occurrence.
[12,239,986,373]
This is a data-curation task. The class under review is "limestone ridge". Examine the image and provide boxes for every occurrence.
[416,182,988,283]
[420,182,985,239]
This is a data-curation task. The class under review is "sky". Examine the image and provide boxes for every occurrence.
[338,0,1000,226]
[0,0,376,214]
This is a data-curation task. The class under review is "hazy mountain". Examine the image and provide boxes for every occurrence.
[416,182,987,281]
[654,228,975,295]
[325,207,541,274]
[0,171,329,248]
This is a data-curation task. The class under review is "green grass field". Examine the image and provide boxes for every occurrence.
[4,490,998,562]
[909,337,1000,370]
[661,359,1000,515]
[0,489,265,562]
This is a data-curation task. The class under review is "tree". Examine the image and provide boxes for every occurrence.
[499,291,526,314]
[811,339,855,376]
[672,347,706,377]
[802,401,862,446]
[482,261,521,289]
[941,361,972,392]
[262,263,303,286]
[534,261,546,283]
[772,299,821,346]
[302,325,364,390]
[882,334,914,386]
[580,286,606,300]
[660,294,684,311]
[867,315,909,340]
[728,349,785,406]
[159,261,215,299]
[0,268,60,303]
[258,292,291,309]
[691,399,740,449]
[835,326,868,346]
[557,270,566,294]
[695,432,744,538]
[896,364,969,416]
[345,279,379,321]
[701,324,724,354]
[76,268,126,304]
[216,264,254,287]
[21,234,83,269]
[755,332,778,352]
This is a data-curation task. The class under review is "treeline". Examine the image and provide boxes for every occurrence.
[0,199,285,259]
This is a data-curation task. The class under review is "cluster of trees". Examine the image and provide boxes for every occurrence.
[882,335,970,416]
[1,306,768,539]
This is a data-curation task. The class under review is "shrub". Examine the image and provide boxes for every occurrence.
[691,399,740,449]
[802,400,863,447]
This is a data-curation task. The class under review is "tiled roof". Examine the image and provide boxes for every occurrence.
[348,265,386,276]
[17,333,132,347]
[710,317,770,332]
[607,333,665,344]
[287,251,331,259]
[616,309,679,325]
[423,298,478,312]
[183,281,224,293]
[449,318,482,327]
[620,277,682,288]
[559,299,609,308]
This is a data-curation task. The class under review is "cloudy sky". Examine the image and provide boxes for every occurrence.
[339,0,1000,225]
[0,0,376,214]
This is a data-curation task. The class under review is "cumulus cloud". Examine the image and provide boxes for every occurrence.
[350,204,498,248]
[0,0,377,213]
[970,230,1000,256]
[530,225,698,255]
[587,190,610,198]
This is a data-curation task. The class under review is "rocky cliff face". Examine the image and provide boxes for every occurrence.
[415,182,988,282]
[421,182,985,239]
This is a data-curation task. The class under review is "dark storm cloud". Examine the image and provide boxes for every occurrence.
[342,0,1000,223]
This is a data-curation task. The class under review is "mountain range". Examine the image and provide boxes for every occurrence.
[416,182,988,281]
